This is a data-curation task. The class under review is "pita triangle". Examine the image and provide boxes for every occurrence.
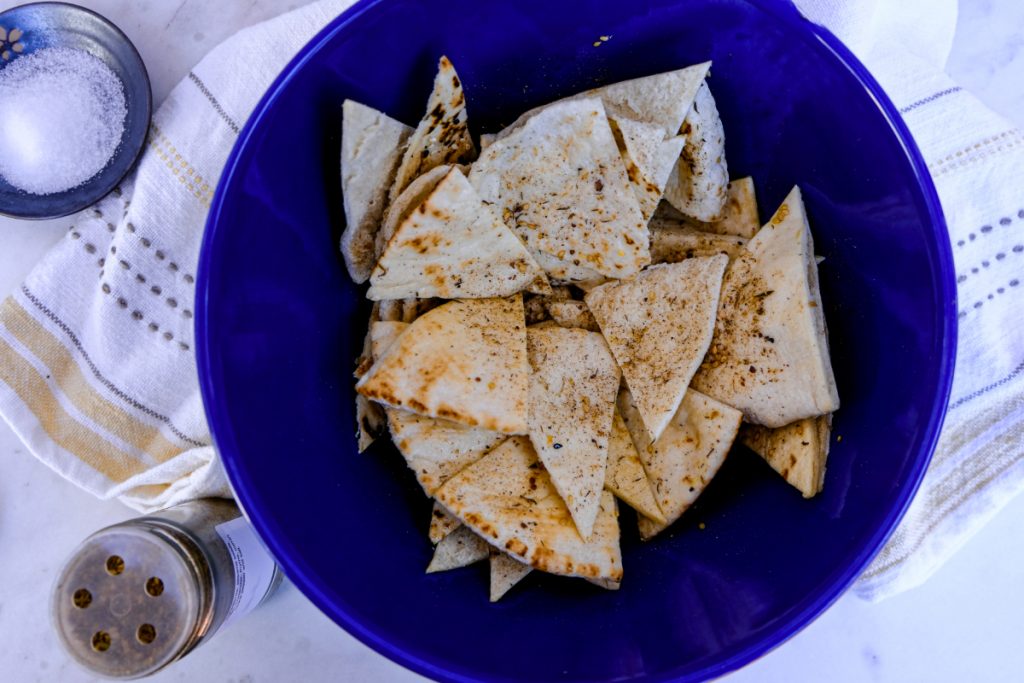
[358,296,529,434]
[489,551,533,602]
[389,56,475,206]
[434,436,623,581]
[526,326,621,539]
[691,186,840,427]
[619,387,741,540]
[742,414,832,498]
[664,80,729,222]
[649,226,747,263]
[585,256,728,443]
[340,100,412,283]
[426,525,489,573]
[610,117,686,222]
[368,168,550,300]
[469,98,649,280]
[605,410,665,524]
[429,501,462,543]
[370,321,506,493]
[660,176,760,239]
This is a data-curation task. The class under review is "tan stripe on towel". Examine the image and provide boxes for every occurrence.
[0,338,146,483]
[2,299,183,463]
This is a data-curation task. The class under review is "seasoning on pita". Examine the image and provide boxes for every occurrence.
[358,296,530,434]
[610,116,687,222]
[340,101,413,283]
[435,436,623,581]
[742,414,832,498]
[619,387,742,540]
[469,98,650,280]
[430,501,462,543]
[489,551,533,602]
[649,226,747,264]
[527,326,621,539]
[545,300,599,332]
[376,163,453,262]
[605,409,665,524]
[368,168,551,300]
[691,186,839,427]
[388,56,475,207]
[426,525,489,573]
[586,257,728,443]
[370,321,506,493]
[664,81,729,222]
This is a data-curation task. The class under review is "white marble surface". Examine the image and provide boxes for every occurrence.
[1,1,1023,681]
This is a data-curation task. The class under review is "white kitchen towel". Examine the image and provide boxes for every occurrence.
[0,0,1021,599]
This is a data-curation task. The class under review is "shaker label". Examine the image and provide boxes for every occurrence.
[215,517,277,629]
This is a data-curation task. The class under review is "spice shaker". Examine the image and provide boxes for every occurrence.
[52,499,282,679]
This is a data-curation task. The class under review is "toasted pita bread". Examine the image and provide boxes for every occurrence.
[370,321,506,492]
[664,81,729,222]
[354,303,388,452]
[430,501,462,543]
[358,296,529,433]
[340,101,413,283]
[368,169,550,300]
[685,177,760,238]
[742,414,831,498]
[401,297,441,323]
[435,436,623,580]
[469,98,649,280]
[388,56,475,207]
[610,117,687,222]
[479,133,496,151]
[527,326,620,539]
[545,300,599,331]
[494,62,712,143]
[605,409,665,523]
[489,551,533,602]
[375,163,453,263]
[691,187,840,427]
[426,525,489,573]
[649,226,747,263]
[586,257,728,442]
[619,387,742,539]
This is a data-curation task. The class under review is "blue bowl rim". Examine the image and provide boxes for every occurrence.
[196,0,958,680]
[0,1,153,220]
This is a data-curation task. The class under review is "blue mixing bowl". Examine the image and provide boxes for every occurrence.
[197,1,956,681]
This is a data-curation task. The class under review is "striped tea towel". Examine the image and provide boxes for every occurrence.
[1,0,1021,600]
[0,0,355,512]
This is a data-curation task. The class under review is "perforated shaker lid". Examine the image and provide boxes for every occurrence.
[52,525,204,679]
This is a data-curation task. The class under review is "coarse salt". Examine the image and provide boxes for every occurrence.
[0,47,127,195]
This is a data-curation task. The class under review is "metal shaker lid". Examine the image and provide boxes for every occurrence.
[52,525,204,679]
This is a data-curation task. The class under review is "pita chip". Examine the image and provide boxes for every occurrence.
[435,436,623,581]
[479,132,496,151]
[430,501,462,543]
[495,62,712,143]
[389,56,475,206]
[619,387,742,540]
[370,321,506,493]
[368,168,551,300]
[605,409,665,523]
[340,101,413,283]
[376,163,453,262]
[585,257,728,442]
[527,326,621,539]
[358,296,529,433]
[489,551,533,602]
[426,525,489,573]
[649,226,747,263]
[469,98,649,280]
[664,81,729,222]
[682,177,760,238]
[354,303,389,452]
[742,414,832,498]
[545,300,599,332]
[610,116,687,222]
[691,186,840,427]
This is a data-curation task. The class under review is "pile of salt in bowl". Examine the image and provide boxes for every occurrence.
[0,47,127,195]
